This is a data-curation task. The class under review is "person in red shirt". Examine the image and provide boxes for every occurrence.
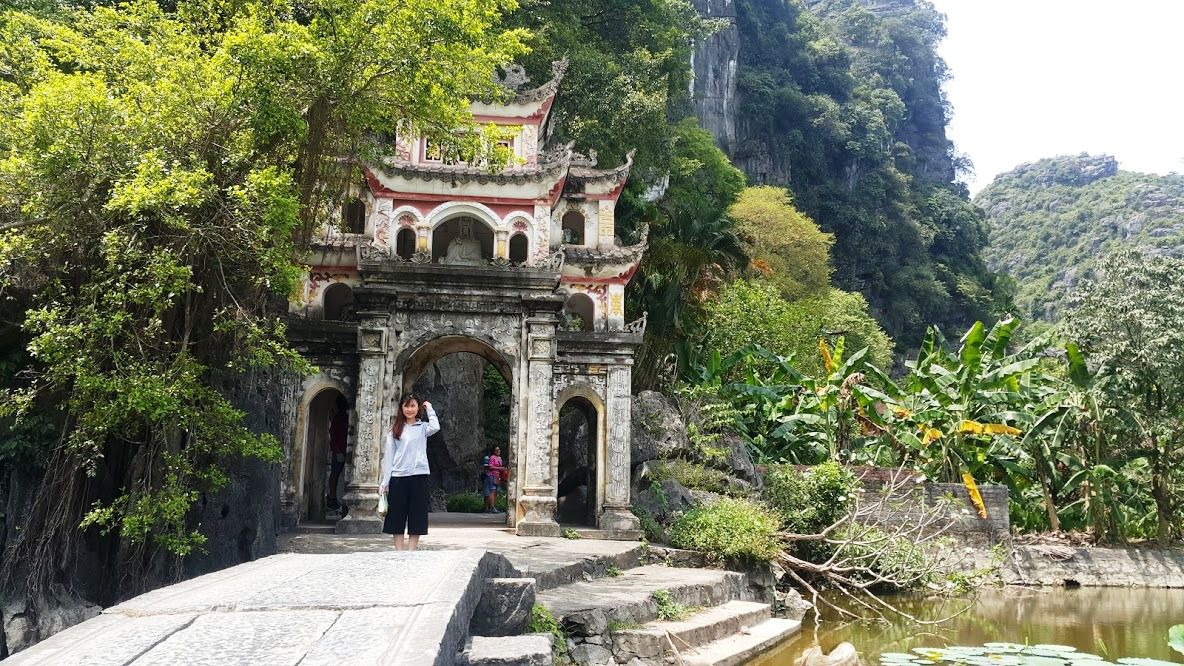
[327,396,349,511]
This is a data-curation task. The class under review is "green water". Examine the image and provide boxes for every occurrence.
[749,587,1184,665]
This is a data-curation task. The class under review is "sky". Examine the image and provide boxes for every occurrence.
[927,0,1184,194]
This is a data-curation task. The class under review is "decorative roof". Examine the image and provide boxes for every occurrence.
[562,239,647,266]
[484,59,569,105]
[377,144,573,185]
[565,149,635,192]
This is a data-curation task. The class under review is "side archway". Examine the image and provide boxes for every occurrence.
[563,293,595,332]
[552,385,606,527]
[322,283,354,321]
[291,378,352,525]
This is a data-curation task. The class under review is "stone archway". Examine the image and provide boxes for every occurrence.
[395,335,516,509]
[294,382,351,525]
[554,388,606,527]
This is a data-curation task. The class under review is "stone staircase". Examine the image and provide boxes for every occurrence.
[533,560,800,665]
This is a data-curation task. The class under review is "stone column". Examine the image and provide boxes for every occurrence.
[515,317,561,537]
[337,317,389,533]
[599,364,641,532]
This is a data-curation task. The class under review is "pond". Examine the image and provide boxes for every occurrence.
[748,587,1184,665]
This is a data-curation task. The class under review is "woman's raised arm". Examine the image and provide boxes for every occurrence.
[423,402,441,437]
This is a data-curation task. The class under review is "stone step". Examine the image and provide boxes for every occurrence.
[563,526,644,542]
[291,523,338,534]
[606,600,771,662]
[459,634,553,666]
[537,565,749,635]
[524,543,645,591]
[682,617,802,666]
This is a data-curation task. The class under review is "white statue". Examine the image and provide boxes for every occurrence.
[442,221,484,266]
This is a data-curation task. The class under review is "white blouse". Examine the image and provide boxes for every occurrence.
[381,405,440,479]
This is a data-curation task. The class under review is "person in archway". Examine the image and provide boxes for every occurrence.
[380,394,440,550]
[482,446,506,514]
[326,395,350,513]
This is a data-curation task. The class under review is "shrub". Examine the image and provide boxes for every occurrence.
[762,461,855,534]
[698,280,893,378]
[668,497,782,564]
[647,459,740,496]
[446,493,485,513]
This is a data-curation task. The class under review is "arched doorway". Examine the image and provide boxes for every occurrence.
[398,335,515,523]
[561,210,585,245]
[508,233,529,264]
[556,395,600,526]
[344,198,366,234]
[301,387,350,523]
[322,283,353,321]
[396,227,416,260]
[564,293,595,332]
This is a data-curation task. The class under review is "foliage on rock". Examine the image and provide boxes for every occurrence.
[696,279,892,379]
[730,0,1008,349]
[730,186,833,301]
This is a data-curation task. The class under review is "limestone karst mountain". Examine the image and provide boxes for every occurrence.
[977,154,1184,322]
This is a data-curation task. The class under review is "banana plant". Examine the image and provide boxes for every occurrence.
[868,318,1052,485]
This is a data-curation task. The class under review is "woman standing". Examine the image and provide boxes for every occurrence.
[380,394,440,551]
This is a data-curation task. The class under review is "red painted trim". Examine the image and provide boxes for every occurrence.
[364,169,554,208]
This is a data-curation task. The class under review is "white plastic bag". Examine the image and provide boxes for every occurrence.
[377,492,388,517]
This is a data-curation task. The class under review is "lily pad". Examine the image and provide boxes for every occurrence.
[985,644,1030,653]
[1035,645,1078,654]
[1116,659,1178,666]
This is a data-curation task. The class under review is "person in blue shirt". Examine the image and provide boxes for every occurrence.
[380,394,440,551]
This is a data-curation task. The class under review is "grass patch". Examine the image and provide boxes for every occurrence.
[446,493,486,513]
[651,589,694,621]
[631,506,663,542]
[648,459,740,496]
[607,618,643,632]
[528,604,569,662]
[561,528,581,540]
[606,564,623,577]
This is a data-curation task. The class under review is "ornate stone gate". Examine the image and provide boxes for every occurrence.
[283,62,645,536]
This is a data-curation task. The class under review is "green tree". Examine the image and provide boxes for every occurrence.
[697,279,891,379]
[730,186,833,301]
[506,0,713,179]
[1064,250,1184,544]
[0,0,525,602]
[630,120,747,385]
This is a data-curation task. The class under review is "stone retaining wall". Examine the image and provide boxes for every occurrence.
[841,468,1010,545]
[1005,545,1184,587]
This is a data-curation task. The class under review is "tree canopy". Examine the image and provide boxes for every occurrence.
[0,0,525,599]
[730,186,833,301]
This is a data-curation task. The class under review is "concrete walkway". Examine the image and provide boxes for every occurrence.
[6,549,508,666]
[280,513,644,590]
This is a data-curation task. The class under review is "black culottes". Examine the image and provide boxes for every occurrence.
[383,474,430,536]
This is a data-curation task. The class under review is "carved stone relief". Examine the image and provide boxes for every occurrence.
[606,366,631,504]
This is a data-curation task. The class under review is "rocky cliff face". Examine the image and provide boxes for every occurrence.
[690,0,739,154]
[412,353,490,493]
[691,0,954,186]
